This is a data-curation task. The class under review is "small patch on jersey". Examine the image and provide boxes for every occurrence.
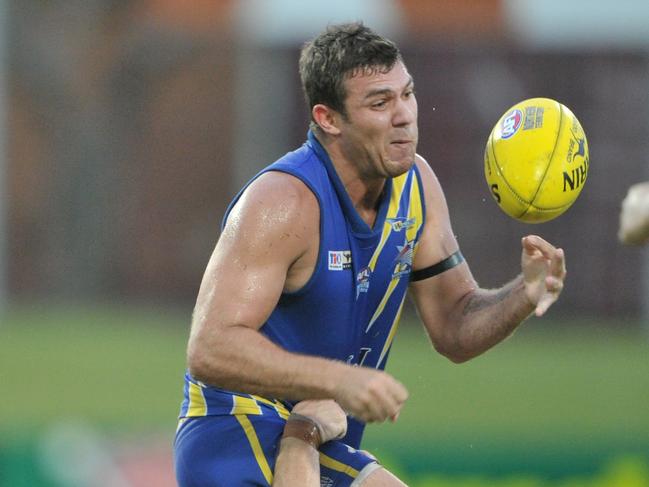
[328,250,352,270]
[392,239,414,279]
[345,445,359,454]
[386,217,416,232]
[356,266,372,298]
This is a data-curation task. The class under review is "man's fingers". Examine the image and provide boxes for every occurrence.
[545,275,564,293]
[521,236,540,254]
[521,235,566,317]
[523,236,566,280]
[549,248,566,278]
[340,369,408,423]
[522,235,558,258]
[365,390,407,423]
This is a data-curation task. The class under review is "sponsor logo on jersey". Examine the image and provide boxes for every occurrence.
[328,250,352,270]
[356,266,372,298]
[392,239,415,279]
[501,108,523,139]
[386,217,416,232]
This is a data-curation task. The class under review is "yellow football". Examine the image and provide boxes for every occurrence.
[484,98,589,223]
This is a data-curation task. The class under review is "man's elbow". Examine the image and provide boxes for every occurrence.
[187,353,207,383]
[186,338,216,384]
[434,343,475,364]
[431,332,479,364]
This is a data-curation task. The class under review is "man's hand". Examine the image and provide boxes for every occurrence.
[521,235,566,317]
[333,367,408,423]
[291,400,347,443]
[619,182,649,245]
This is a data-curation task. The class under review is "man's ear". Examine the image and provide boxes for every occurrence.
[312,104,342,135]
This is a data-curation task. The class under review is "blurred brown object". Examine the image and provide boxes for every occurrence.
[143,0,235,32]
[397,0,505,40]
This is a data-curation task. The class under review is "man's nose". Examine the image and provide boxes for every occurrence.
[393,97,417,127]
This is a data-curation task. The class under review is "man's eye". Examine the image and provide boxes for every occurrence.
[372,100,387,108]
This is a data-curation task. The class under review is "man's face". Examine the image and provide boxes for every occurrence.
[337,60,418,179]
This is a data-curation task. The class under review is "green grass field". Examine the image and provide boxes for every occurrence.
[364,314,649,480]
[2,304,649,485]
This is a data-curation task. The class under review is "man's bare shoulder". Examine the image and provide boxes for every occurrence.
[410,154,458,271]
[240,170,317,213]
[414,154,445,201]
[223,170,319,247]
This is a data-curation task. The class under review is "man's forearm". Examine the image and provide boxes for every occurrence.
[272,438,321,486]
[449,275,535,362]
[188,324,347,400]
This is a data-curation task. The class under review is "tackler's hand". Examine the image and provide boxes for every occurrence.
[521,235,566,317]
[290,400,347,443]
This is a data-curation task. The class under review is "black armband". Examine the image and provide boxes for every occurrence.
[410,250,464,282]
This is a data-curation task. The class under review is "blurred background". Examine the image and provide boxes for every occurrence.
[2,0,649,486]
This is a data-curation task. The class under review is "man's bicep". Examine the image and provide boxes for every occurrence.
[193,173,315,334]
[410,156,476,344]
[195,232,291,332]
[412,156,460,272]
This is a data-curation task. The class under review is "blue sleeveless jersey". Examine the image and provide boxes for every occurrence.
[179,130,426,448]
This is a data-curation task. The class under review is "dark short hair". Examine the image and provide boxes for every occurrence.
[299,22,401,123]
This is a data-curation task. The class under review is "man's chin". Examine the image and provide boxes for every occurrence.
[386,157,415,178]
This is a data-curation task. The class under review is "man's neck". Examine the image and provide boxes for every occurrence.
[315,132,386,218]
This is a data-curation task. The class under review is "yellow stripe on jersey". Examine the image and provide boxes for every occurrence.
[231,395,263,416]
[406,170,424,243]
[367,172,408,272]
[251,395,290,419]
[365,170,421,333]
[235,414,274,485]
[187,381,207,416]
[319,452,360,478]
[366,277,400,332]
[377,295,406,366]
